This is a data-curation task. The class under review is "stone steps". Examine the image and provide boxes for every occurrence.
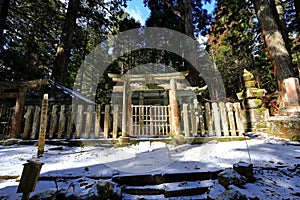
[111,169,222,199]
[122,180,214,198]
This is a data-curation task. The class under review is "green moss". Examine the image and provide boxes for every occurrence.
[256,121,267,128]
[236,92,244,100]
[256,108,268,118]
[170,134,186,145]
[191,137,249,144]
[266,118,300,141]
[253,99,261,104]
[96,182,121,200]
[291,135,299,142]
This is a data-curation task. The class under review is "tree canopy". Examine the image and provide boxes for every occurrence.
[0,0,299,102]
[0,0,139,84]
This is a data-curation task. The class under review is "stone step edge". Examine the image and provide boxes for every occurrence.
[122,180,214,197]
[112,169,222,186]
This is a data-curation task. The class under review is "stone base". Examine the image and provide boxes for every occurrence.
[169,135,185,145]
[266,116,300,141]
[233,161,255,182]
[280,106,300,116]
[281,77,300,107]
[118,136,130,146]
[241,108,270,121]
[241,108,270,131]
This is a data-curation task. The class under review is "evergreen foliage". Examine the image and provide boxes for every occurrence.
[0,0,299,102]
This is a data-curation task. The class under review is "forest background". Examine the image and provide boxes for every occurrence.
[0,0,299,105]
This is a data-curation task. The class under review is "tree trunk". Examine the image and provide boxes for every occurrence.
[53,0,80,85]
[184,0,201,87]
[0,0,9,46]
[251,0,294,82]
[270,0,291,56]
[184,0,193,38]
[251,0,299,109]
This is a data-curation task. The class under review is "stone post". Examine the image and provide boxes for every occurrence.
[37,94,48,157]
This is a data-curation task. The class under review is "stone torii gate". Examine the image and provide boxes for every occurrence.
[108,71,191,143]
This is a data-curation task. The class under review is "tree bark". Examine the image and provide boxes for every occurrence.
[269,0,292,58]
[184,0,193,38]
[53,0,80,85]
[251,0,294,82]
[0,0,9,46]
[184,0,201,87]
[251,0,299,108]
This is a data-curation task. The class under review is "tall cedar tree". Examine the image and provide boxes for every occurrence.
[207,0,270,98]
[144,0,211,87]
[53,0,80,85]
[251,0,294,81]
[1,0,63,81]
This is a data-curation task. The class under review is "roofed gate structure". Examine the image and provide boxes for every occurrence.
[108,71,201,142]
[0,79,48,139]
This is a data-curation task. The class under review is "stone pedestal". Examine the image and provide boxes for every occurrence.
[267,115,300,141]
[280,77,300,116]
[280,106,300,116]
[241,108,270,132]
[118,136,130,146]
[233,161,255,182]
[281,78,300,106]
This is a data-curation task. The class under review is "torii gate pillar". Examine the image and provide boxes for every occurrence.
[169,79,180,136]
[119,78,131,144]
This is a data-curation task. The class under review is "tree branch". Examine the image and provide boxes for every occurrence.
[163,0,183,19]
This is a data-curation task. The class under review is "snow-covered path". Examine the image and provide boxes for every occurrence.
[0,136,300,199]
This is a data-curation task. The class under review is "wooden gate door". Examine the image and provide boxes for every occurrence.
[0,107,14,139]
[131,105,170,137]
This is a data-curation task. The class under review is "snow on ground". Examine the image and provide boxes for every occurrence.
[0,135,300,199]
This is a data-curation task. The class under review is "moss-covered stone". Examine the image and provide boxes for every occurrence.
[245,88,266,98]
[171,134,186,145]
[244,80,256,88]
[242,99,262,109]
[236,92,244,100]
[242,69,254,81]
[237,69,269,132]
[240,108,270,131]
[266,116,300,141]
[96,181,121,200]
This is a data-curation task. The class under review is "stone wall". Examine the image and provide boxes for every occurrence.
[266,114,300,141]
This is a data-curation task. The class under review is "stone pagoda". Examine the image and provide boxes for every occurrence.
[237,69,269,131]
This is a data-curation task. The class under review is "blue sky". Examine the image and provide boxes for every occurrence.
[125,0,151,26]
[125,0,215,26]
